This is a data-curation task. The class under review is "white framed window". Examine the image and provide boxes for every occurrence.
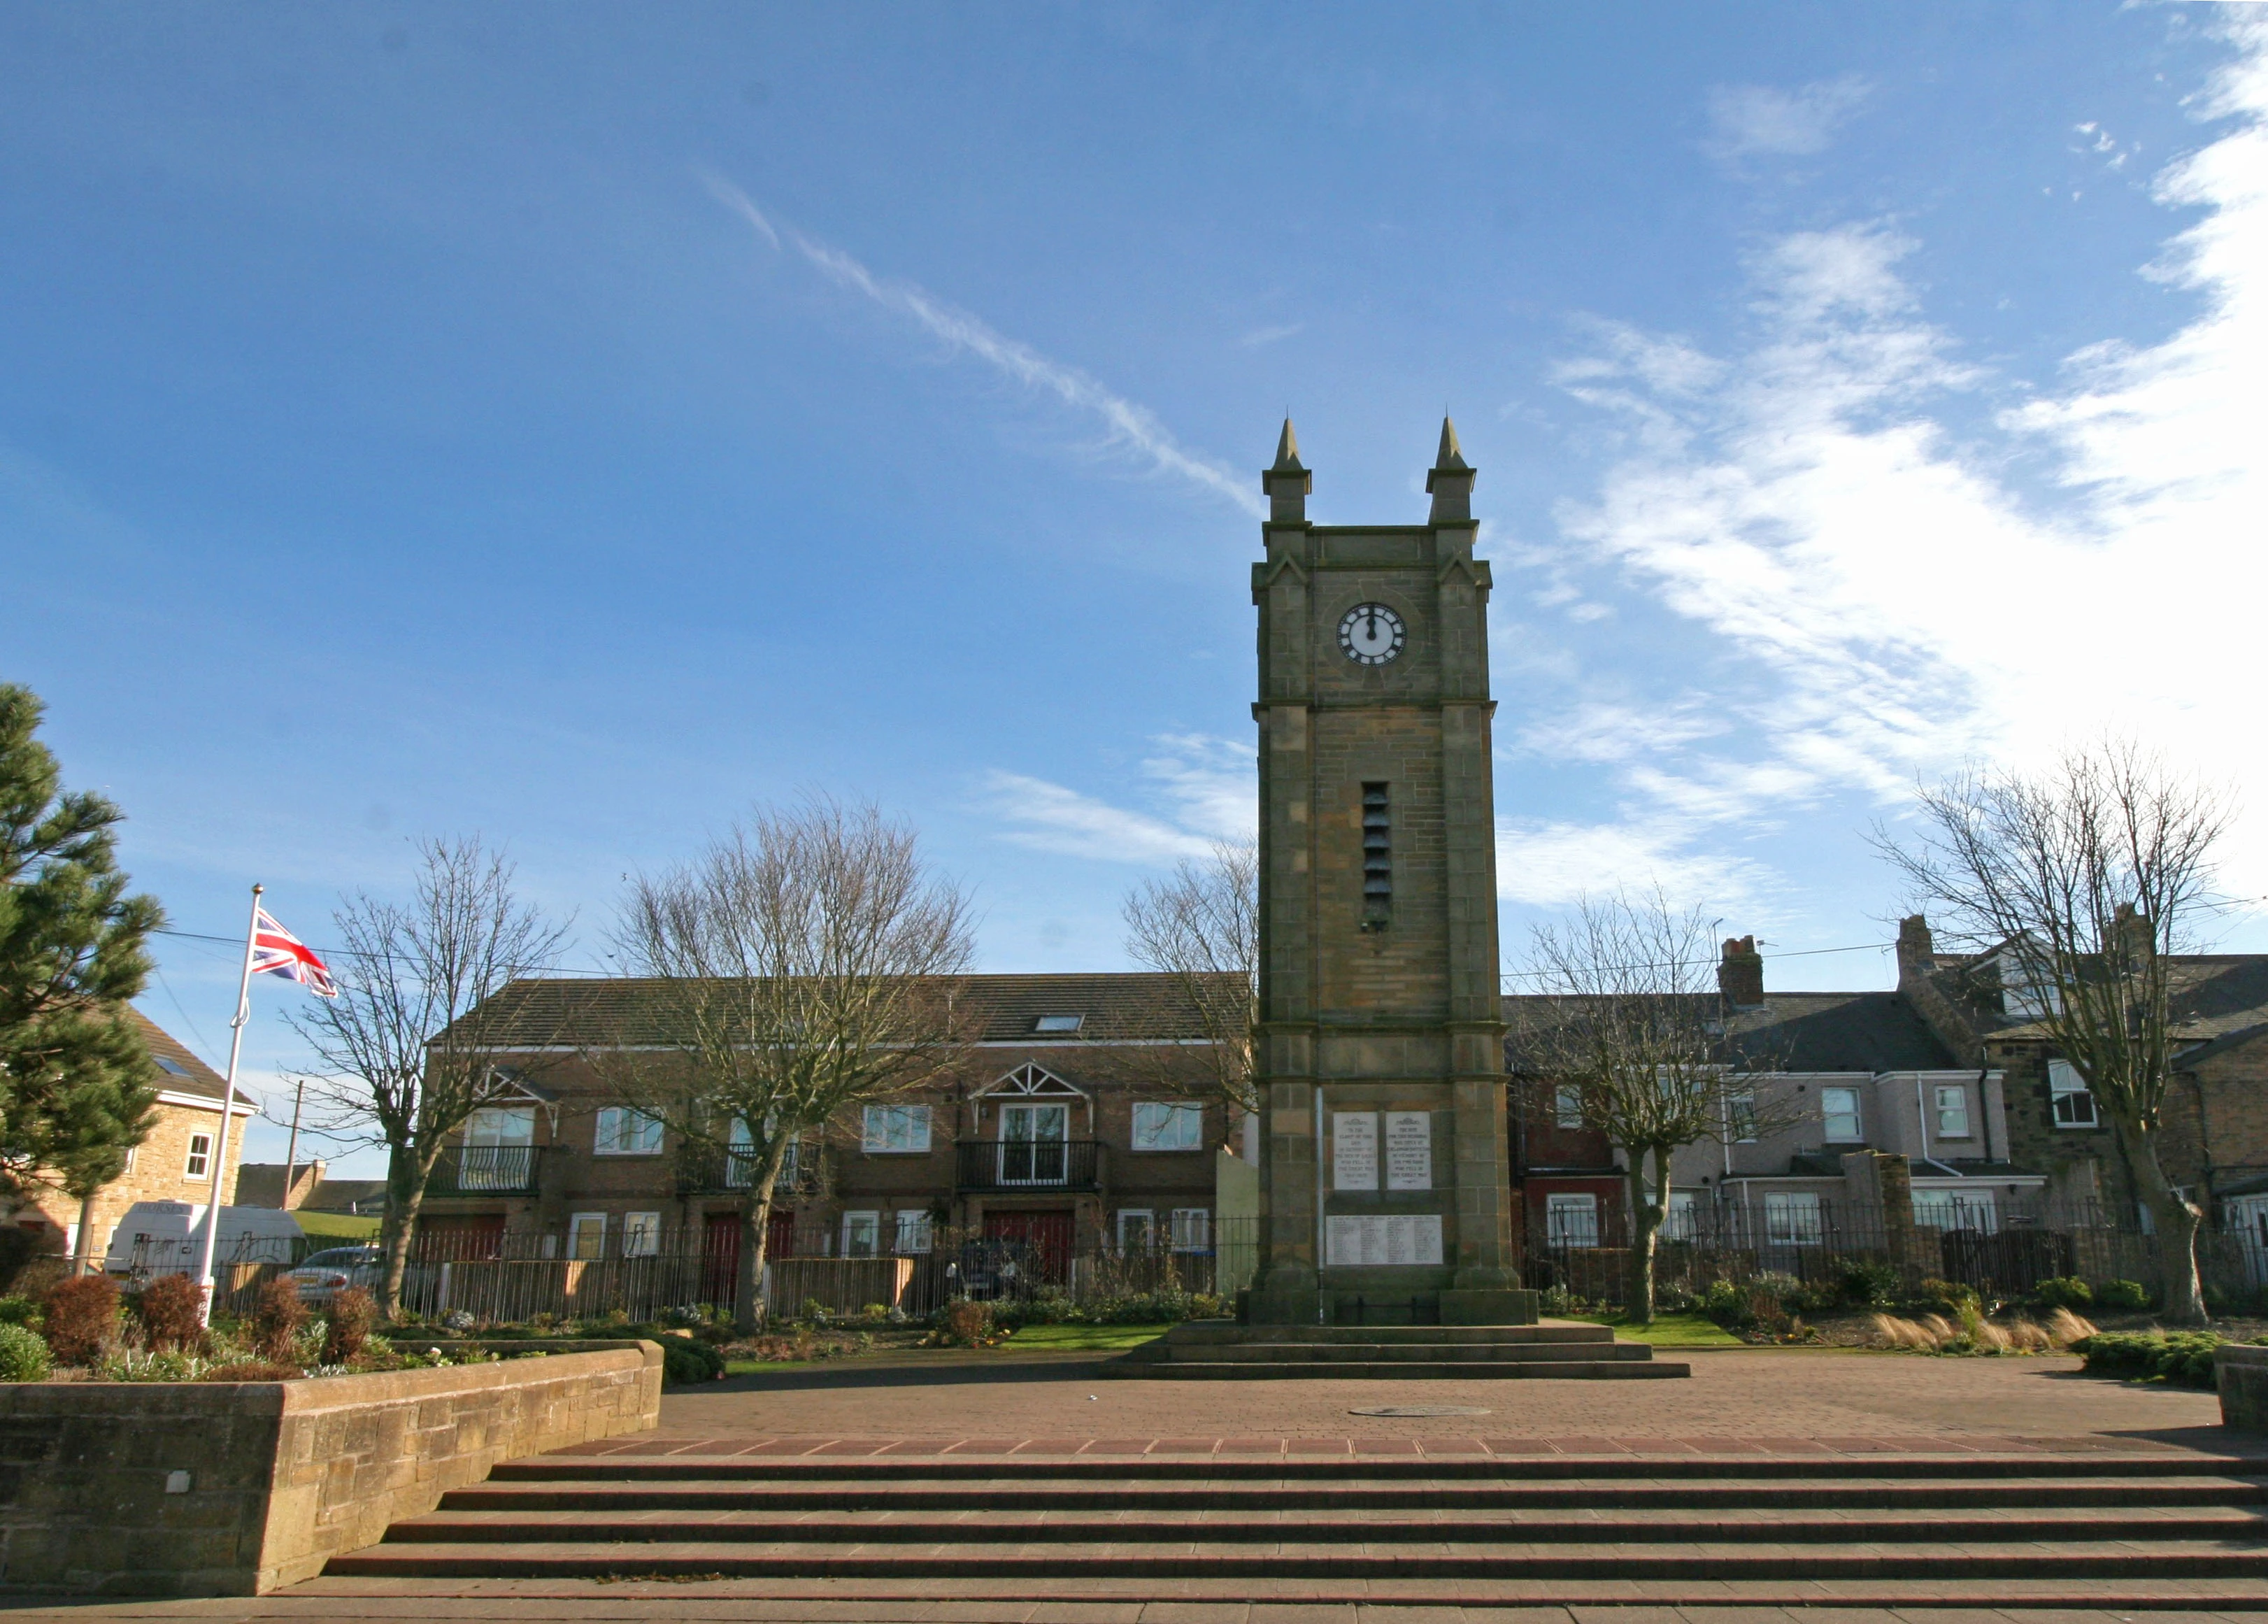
[622,1211,662,1258]
[2048,1060,2099,1128]
[1132,1102,1203,1151]
[1727,1094,1759,1143]
[841,1211,880,1258]
[1117,1209,1155,1251]
[1553,1085,1584,1130]
[594,1106,665,1156]
[1170,1208,1211,1252]
[1764,1191,1824,1246]
[1662,1190,1699,1240]
[894,1209,934,1255]
[1913,1189,1997,1233]
[122,1146,136,1174]
[1033,1013,1085,1033]
[183,1132,213,1181]
[567,1212,607,1260]
[1934,1085,1971,1139]
[862,1104,932,1154]
[1545,1192,1598,1247]
[1821,1086,1862,1144]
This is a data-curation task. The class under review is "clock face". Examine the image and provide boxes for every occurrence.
[1338,603,1406,666]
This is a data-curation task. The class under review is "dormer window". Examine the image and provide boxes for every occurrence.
[1034,1013,1084,1034]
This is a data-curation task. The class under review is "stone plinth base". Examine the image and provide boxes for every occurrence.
[1441,1288,1539,1325]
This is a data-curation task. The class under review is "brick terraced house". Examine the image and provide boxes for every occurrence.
[413,974,1241,1288]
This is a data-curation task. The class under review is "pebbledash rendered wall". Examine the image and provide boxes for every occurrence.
[0,1342,660,1595]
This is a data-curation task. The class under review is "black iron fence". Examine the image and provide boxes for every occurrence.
[1525,1199,2268,1309]
[383,1216,1260,1325]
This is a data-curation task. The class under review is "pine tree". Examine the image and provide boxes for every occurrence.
[0,684,164,1250]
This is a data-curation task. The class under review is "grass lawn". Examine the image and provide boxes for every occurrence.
[294,1211,382,1241]
[1571,1311,1746,1348]
[1001,1322,1176,1352]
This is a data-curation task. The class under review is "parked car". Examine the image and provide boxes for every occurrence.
[287,1245,383,1304]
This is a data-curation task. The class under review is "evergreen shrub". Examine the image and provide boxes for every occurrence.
[2078,1330,2222,1388]
[41,1274,120,1365]
[2095,1278,2151,1312]
[0,1323,51,1381]
[135,1273,208,1353]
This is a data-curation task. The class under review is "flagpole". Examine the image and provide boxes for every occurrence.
[199,883,262,1327]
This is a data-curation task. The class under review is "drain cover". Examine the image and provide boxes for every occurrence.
[1348,1405,1492,1418]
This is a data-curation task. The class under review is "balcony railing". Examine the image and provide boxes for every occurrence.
[430,1145,545,1197]
[677,1144,816,1196]
[955,1139,1104,1193]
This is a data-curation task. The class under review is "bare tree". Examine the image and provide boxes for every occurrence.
[288,837,570,1318]
[1877,741,2232,1325]
[601,798,973,1332]
[1513,890,1790,1324]
[1120,841,1258,1124]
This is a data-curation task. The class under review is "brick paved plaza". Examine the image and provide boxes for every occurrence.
[8,1344,2249,1623]
[646,1344,2221,1453]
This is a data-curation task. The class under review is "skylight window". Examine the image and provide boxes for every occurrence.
[153,1057,190,1077]
[1034,1014,1085,1033]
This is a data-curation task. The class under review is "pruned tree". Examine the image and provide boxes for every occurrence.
[600,797,973,1332]
[1512,890,1792,1324]
[1120,841,1258,1127]
[1876,741,2232,1325]
[0,683,163,1262]
[287,836,570,1318]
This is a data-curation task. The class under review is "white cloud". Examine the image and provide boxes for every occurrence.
[705,175,1264,519]
[984,735,1257,866]
[1541,15,2268,902]
[1705,75,1871,162]
[1495,815,1769,912]
[1240,322,1303,348]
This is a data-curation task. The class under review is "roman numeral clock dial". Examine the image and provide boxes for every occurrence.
[1337,602,1406,666]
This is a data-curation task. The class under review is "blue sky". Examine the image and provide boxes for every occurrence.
[6,5,2266,1175]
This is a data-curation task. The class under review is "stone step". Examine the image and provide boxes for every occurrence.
[324,1536,2268,1581]
[492,1451,2268,1482]
[1154,1340,1657,1362]
[1157,1323,1615,1346]
[445,1474,2268,1511]
[387,1504,2268,1544]
[1114,1358,1691,1379]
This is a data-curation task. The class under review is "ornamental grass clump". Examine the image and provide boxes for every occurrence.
[41,1274,120,1366]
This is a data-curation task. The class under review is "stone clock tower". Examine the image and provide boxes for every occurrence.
[1246,420,1529,1327]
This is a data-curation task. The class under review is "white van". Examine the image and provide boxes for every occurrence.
[102,1202,305,1278]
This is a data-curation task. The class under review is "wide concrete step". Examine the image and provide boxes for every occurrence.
[445,1474,2268,1512]
[491,1452,2268,1482]
[1159,1324,1614,1346]
[387,1504,2268,1544]
[1118,1358,1690,1379]
[1159,1340,1657,1363]
[324,1536,2268,1580]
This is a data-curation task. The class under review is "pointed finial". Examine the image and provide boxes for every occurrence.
[1261,417,1311,521]
[1434,415,1469,471]
[1272,417,1304,473]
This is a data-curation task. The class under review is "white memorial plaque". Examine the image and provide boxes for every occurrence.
[1327,1212,1444,1267]
[1332,1112,1378,1192]
[1384,1111,1432,1191]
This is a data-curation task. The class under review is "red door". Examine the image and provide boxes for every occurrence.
[702,1213,741,1309]
[415,1214,506,1262]
[983,1209,1074,1286]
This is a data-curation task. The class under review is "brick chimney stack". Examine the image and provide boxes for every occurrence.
[1718,935,1765,1009]
[1896,915,1937,984]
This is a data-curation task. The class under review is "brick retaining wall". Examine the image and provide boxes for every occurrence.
[0,1341,660,1595]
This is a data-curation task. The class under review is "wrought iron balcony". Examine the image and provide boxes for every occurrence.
[430,1145,545,1197]
[676,1144,818,1196]
[955,1139,1104,1193]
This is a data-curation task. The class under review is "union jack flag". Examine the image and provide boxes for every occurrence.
[250,908,339,998]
